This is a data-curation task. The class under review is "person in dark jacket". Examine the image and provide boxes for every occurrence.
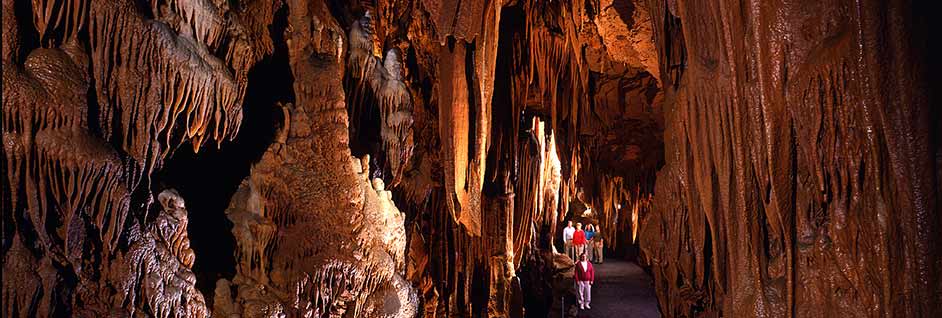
[592,225,604,263]
[574,253,595,309]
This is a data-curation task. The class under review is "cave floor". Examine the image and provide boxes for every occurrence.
[576,259,660,318]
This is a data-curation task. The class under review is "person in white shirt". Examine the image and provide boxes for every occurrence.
[563,221,575,260]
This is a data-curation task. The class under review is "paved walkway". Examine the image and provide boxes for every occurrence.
[576,259,660,318]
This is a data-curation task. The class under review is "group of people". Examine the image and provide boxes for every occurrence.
[562,221,604,264]
[562,221,603,310]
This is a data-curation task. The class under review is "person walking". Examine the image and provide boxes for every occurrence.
[592,225,604,263]
[573,223,587,259]
[585,224,596,262]
[574,253,595,310]
[562,221,575,260]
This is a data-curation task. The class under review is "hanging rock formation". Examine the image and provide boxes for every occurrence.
[3,0,275,315]
[639,0,940,317]
[3,0,938,317]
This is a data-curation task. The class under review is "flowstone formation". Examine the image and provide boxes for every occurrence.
[639,0,941,317]
[3,0,276,315]
[213,6,417,312]
[118,189,206,318]
[3,0,938,317]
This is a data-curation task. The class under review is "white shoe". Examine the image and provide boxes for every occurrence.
[580,304,585,310]
[586,304,591,309]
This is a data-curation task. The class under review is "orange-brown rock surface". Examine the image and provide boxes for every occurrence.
[2,0,938,317]
[639,0,941,316]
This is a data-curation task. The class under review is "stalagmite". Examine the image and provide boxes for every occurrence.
[2,0,273,315]
[3,0,937,317]
[211,2,416,316]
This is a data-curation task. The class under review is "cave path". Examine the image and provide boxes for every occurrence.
[576,259,660,318]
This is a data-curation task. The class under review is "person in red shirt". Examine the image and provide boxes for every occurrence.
[574,253,595,309]
[572,223,587,258]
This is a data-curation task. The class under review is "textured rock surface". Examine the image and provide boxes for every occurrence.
[3,0,937,317]
[639,0,941,317]
[2,0,275,315]
[212,2,417,313]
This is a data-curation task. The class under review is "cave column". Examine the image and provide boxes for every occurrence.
[484,170,516,318]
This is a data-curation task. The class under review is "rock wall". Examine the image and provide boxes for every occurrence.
[640,0,941,316]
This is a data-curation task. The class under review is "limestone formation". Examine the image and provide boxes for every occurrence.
[639,0,940,316]
[2,0,937,317]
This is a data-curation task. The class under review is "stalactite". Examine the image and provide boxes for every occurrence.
[8,0,933,317]
[438,41,481,236]
[33,129,130,253]
[3,0,275,316]
[346,12,415,187]
[512,117,543,267]
[641,0,939,316]
[31,0,89,42]
[148,0,227,52]
[89,0,243,168]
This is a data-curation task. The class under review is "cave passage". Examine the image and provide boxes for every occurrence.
[2,0,938,317]
[575,259,659,318]
[554,199,660,317]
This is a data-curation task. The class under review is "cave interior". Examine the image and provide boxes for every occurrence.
[2,0,940,317]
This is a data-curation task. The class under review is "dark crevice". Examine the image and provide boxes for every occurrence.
[470,262,488,317]
[611,0,636,27]
[343,58,386,181]
[12,0,40,63]
[153,5,292,304]
[465,41,478,181]
[85,76,104,139]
